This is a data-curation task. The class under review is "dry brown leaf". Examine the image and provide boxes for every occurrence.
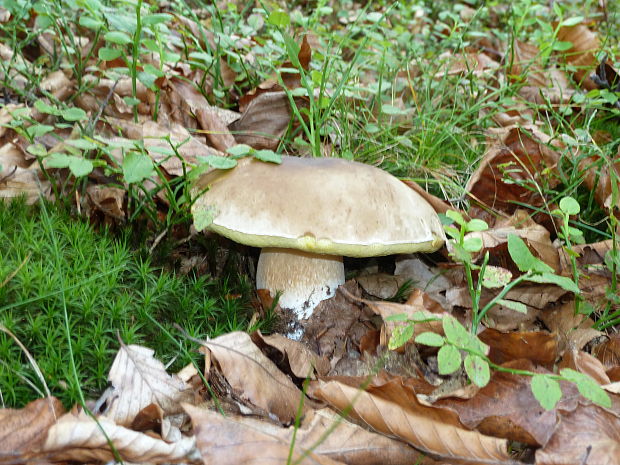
[308,377,514,464]
[466,126,561,225]
[229,91,294,150]
[0,397,64,460]
[356,273,410,300]
[95,344,194,427]
[434,51,499,78]
[559,348,611,385]
[251,331,331,378]
[578,145,620,211]
[202,331,308,424]
[535,403,620,464]
[40,411,199,464]
[556,24,600,90]
[436,360,577,448]
[593,334,620,370]
[185,404,343,465]
[187,404,420,465]
[394,256,454,310]
[195,107,237,152]
[0,163,51,203]
[86,185,126,220]
[478,329,557,369]
[541,301,603,354]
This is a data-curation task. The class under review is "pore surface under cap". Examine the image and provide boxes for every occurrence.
[192,156,445,257]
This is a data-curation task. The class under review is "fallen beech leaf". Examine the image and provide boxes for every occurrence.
[0,164,51,204]
[185,404,343,465]
[541,301,603,354]
[86,185,126,220]
[202,331,308,423]
[195,107,236,152]
[466,126,561,225]
[394,257,454,310]
[96,344,194,427]
[535,403,620,464]
[186,405,420,465]
[593,334,620,370]
[251,331,330,378]
[436,360,577,447]
[478,329,557,368]
[559,348,611,385]
[229,91,295,150]
[41,411,199,464]
[0,397,64,457]
[308,377,513,463]
[578,145,620,211]
[556,24,600,90]
[356,273,410,300]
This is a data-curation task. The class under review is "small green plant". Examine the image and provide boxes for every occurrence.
[388,202,610,410]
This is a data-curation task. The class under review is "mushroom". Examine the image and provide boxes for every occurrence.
[192,156,445,322]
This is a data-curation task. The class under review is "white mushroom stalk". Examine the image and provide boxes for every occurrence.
[256,248,345,320]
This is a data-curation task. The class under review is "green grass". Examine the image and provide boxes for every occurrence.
[0,198,255,408]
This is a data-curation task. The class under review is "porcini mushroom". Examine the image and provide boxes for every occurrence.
[192,156,445,321]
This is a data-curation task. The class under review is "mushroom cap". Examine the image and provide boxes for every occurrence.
[192,156,445,257]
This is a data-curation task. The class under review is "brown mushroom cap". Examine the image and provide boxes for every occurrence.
[192,156,445,255]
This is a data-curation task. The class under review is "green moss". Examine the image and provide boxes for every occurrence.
[0,199,253,408]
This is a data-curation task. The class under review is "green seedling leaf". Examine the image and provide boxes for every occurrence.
[381,105,407,115]
[34,100,59,115]
[466,219,488,232]
[508,234,554,273]
[415,332,444,347]
[137,71,158,89]
[123,97,141,107]
[446,210,466,227]
[199,155,237,170]
[142,13,171,25]
[531,374,562,410]
[438,344,461,375]
[227,144,252,158]
[560,16,584,27]
[45,153,71,168]
[193,206,216,232]
[253,150,282,164]
[560,368,611,408]
[497,299,528,314]
[61,108,87,122]
[268,9,290,27]
[559,196,580,215]
[443,315,488,353]
[98,47,122,61]
[463,237,483,253]
[482,266,512,288]
[68,157,94,177]
[79,16,103,29]
[449,242,472,265]
[388,324,415,350]
[27,143,47,157]
[122,151,155,183]
[385,313,409,322]
[66,139,99,150]
[525,273,580,293]
[104,31,132,45]
[464,354,490,387]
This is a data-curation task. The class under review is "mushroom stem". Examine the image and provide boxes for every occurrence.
[256,247,345,320]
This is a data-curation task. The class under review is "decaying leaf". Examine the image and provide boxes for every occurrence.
[559,348,611,385]
[535,403,620,464]
[186,404,421,465]
[201,331,308,424]
[593,334,620,370]
[308,377,513,463]
[436,359,575,447]
[466,126,561,225]
[556,23,601,90]
[478,329,557,368]
[95,343,194,427]
[251,331,330,378]
[41,411,199,464]
[0,397,64,459]
[541,301,603,354]
[185,404,343,465]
